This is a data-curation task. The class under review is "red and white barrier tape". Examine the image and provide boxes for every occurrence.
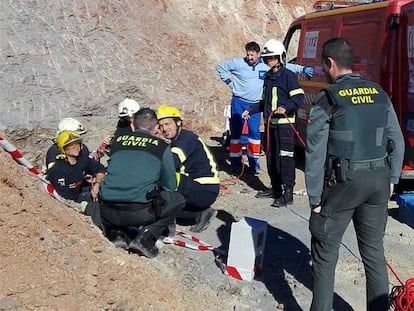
[0,136,63,201]
[163,231,226,255]
[162,230,259,281]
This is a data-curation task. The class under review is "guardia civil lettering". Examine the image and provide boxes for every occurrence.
[116,135,159,147]
[338,87,378,104]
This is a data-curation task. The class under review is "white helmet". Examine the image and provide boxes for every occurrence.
[56,118,87,136]
[118,98,140,117]
[262,39,286,63]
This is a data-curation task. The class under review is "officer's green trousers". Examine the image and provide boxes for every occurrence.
[309,166,390,311]
[100,191,185,239]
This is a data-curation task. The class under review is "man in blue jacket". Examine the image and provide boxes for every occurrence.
[216,41,312,175]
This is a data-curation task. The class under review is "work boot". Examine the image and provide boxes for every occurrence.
[248,157,260,175]
[271,185,294,208]
[190,208,217,233]
[255,187,274,198]
[230,157,242,175]
[161,219,176,238]
[109,230,130,249]
[128,229,159,258]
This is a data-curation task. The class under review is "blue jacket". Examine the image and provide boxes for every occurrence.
[216,57,307,103]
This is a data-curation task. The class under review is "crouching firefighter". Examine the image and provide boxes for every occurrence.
[99,108,185,258]
[156,105,220,233]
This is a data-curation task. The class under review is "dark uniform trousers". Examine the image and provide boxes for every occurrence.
[177,174,219,212]
[309,164,390,311]
[100,191,185,239]
[266,124,295,196]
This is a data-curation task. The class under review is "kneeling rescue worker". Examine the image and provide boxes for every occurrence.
[99,108,185,258]
[46,117,90,169]
[157,105,220,233]
[46,130,105,205]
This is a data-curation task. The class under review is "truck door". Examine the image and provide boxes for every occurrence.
[284,19,336,143]
[401,1,414,177]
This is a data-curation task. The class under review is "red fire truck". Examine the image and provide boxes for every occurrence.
[283,0,414,179]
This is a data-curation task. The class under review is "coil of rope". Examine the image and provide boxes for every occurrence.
[388,262,414,311]
[264,110,306,155]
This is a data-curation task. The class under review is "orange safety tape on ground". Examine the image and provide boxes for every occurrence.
[0,136,63,201]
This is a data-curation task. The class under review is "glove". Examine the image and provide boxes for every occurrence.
[303,66,314,78]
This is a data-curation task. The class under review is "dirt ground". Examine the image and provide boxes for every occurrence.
[1,131,413,310]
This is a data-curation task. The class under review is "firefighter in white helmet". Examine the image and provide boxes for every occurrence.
[46,117,90,169]
[115,98,141,136]
[243,39,305,207]
[56,117,87,136]
[95,98,141,161]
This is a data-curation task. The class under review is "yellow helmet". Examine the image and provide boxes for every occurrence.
[156,105,183,120]
[56,130,82,154]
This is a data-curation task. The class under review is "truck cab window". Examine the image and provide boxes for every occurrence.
[284,26,301,64]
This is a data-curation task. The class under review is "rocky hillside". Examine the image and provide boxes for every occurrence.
[1,0,312,139]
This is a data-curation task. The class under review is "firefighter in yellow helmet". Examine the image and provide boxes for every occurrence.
[46,130,105,205]
[46,117,91,169]
[156,105,220,233]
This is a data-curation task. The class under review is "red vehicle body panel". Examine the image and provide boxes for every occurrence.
[284,0,414,178]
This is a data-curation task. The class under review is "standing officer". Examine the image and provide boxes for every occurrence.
[99,108,185,258]
[305,37,404,311]
[243,39,305,207]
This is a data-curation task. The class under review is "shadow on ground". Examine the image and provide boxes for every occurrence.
[208,139,268,191]
[214,210,355,310]
[261,225,354,310]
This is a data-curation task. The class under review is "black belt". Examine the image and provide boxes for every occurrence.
[101,200,152,211]
[347,159,387,170]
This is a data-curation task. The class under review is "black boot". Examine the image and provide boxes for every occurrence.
[255,187,274,198]
[190,207,217,233]
[129,229,159,258]
[109,230,130,249]
[284,185,294,206]
[271,185,294,207]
